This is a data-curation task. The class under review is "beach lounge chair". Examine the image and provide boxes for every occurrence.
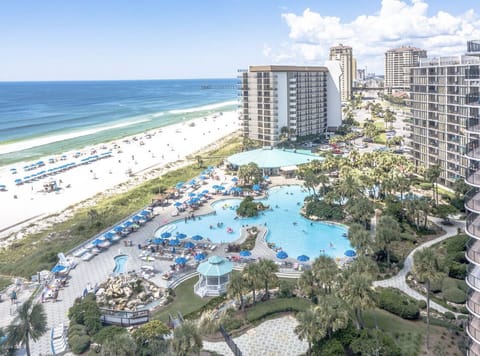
[52,337,68,355]
[72,248,88,257]
[81,252,95,261]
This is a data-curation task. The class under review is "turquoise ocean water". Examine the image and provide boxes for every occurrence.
[0,79,237,166]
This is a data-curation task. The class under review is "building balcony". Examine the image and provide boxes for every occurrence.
[466,214,480,239]
[467,147,480,160]
[468,238,480,265]
[468,316,480,345]
[467,171,480,187]
[467,190,480,214]
[469,341,480,356]
[468,94,480,106]
[468,291,480,318]
[467,264,480,292]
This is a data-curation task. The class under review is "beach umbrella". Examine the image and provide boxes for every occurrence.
[344,250,357,257]
[132,215,142,222]
[114,226,124,233]
[176,233,187,239]
[199,175,208,180]
[195,253,206,261]
[212,184,221,190]
[51,265,66,273]
[276,251,288,259]
[231,177,238,182]
[184,241,195,249]
[297,255,310,262]
[174,202,183,207]
[263,175,269,180]
[191,235,203,241]
[175,182,184,189]
[15,179,22,184]
[175,256,187,265]
[217,185,225,191]
[188,179,196,185]
[153,238,164,245]
[252,184,261,191]
[161,232,172,239]
[239,250,251,257]
[92,238,104,246]
[188,192,196,197]
[202,189,209,194]
[140,210,151,216]
[169,239,180,246]
[122,221,134,228]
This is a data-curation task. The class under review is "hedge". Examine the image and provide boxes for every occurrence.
[443,288,466,304]
[69,334,91,354]
[377,288,420,320]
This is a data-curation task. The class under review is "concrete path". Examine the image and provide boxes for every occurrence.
[373,217,465,314]
[203,315,308,356]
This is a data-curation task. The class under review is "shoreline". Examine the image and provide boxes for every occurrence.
[0,110,240,238]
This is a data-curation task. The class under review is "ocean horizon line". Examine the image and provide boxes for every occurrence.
[0,77,237,84]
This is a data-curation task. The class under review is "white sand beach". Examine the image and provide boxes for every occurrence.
[0,111,239,237]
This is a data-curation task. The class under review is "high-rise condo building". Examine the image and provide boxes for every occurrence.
[408,45,480,187]
[385,46,427,94]
[329,44,353,102]
[464,39,480,356]
[238,65,342,147]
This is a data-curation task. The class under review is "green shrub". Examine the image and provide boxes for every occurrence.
[222,317,245,332]
[417,300,427,309]
[246,298,311,323]
[443,288,466,304]
[445,234,468,253]
[304,200,344,220]
[448,262,467,279]
[377,288,420,320]
[236,197,259,217]
[92,326,128,344]
[69,334,91,354]
[183,295,226,320]
[430,277,443,293]
[444,311,456,320]
[442,277,458,291]
[419,182,432,190]
[68,323,87,338]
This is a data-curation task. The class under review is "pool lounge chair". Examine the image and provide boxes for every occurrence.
[52,337,68,355]
[81,252,95,261]
[72,248,88,257]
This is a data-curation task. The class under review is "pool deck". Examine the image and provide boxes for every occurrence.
[21,173,309,354]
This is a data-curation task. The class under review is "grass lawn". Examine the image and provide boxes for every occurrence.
[0,276,12,291]
[364,309,464,356]
[0,136,242,278]
[153,276,212,323]
[245,297,311,324]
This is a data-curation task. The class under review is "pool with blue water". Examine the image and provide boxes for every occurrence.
[113,255,128,274]
[157,185,352,259]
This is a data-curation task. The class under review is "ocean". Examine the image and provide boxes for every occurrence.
[0,79,237,166]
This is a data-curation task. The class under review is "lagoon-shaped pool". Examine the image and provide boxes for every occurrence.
[113,255,128,274]
[156,185,352,259]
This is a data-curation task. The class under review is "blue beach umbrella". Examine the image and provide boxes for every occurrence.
[114,226,124,233]
[175,257,187,265]
[14,179,22,184]
[191,235,203,241]
[212,184,221,190]
[276,251,288,259]
[202,189,209,194]
[123,221,134,228]
[195,253,206,261]
[153,238,164,245]
[104,232,116,240]
[132,215,142,222]
[344,250,357,257]
[169,239,180,246]
[175,182,184,189]
[188,179,196,185]
[92,238,104,246]
[217,185,225,190]
[231,177,238,182]
[140,210,151,216]
[184,241,195,249]
[174,202,183,207]
[252,184,261,191]
[297,255,310,262]
[176,233,187,239]
[188,192,196,197]
[239,250,251,257]
[161,232,172,239]
[51,265,66,273]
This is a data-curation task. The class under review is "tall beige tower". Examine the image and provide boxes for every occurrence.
[329,44,353,102]
[385,46,427,94]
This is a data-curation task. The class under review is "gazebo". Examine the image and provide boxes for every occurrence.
[194,256,233,297]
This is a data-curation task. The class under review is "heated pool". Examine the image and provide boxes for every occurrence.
[156,185,352,259]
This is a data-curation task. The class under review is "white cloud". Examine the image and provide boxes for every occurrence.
[265,0,480,73]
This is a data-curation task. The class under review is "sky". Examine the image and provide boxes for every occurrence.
[0,0,479,81]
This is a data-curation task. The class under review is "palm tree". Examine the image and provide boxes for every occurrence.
[101,333,137,356]
[375,215,401,266]
[348,223,373,256]
[295,307,319,355]
[312,255,339,295]
[339,272,375,330]
[425,164,441,205]
[298,270,319,303]
[257,259,278,300]
[228,273,246,312]
[7,299,47,356]
[346,197,375,228]
[315,295,349,339]
[243,263,261,304]
[172,321,202,356]
[413,247,440,350]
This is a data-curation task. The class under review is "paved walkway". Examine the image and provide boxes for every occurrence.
[373,217,465,314]
[203,315,308,356]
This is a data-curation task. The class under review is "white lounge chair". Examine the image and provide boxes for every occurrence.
[81,252,95,261]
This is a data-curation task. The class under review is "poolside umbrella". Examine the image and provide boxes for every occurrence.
[188,179,196,185]
[195,253,206,261]
[169,239,180,246]
[175,182,184,189]
[176,233,187,239]
[202,189,209,194]
[252,184,261,191]
[276,251,288,259]
[140,210,151,216]
[114,226,124,233]
[92,238,104,246]
[132,215,142,222]
[161,232,172,239]
[344,250,357,257]
[122,221,134,228]
[212,184,221,190]
[184,241,195,249]
[239,250,251,257]
[189,198,200,204]
[174,202,183,207]
[104,232,116,240]
[217,185,225,190]
[199,175,208,180]
[231,177,238,182]
[51,265,66,273]
[15,179,22,184]
[297,255,310,262]
[175,256,187,265]
[153,237,164,245]
[188,192,196,197]
[191,234,203,241]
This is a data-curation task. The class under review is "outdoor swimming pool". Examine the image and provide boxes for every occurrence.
[157,185,352,259]
[113,255,128,274]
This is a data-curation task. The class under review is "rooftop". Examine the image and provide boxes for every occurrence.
[197,256,233,277]
[248,65,328,73]
[227,148,322,169]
